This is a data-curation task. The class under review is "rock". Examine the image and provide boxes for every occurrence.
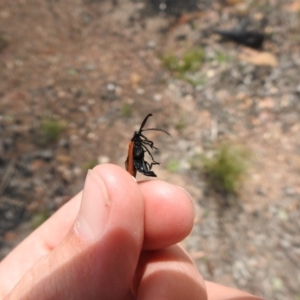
[98,156,110,164]
[31,150,54,161]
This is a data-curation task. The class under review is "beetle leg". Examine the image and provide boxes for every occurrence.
[145,160,159,170]
[139,134,158,149]
[141,143,159,164]
[141,160,157,177]
[134,159,157,177]
[140,133,157,149]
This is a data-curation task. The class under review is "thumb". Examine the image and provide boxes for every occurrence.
[6,165,144,300]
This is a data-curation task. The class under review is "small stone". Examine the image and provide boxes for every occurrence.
[98,156,110,164]
[85,63,96,71]
[87,132,97,140]
[284,186,295,196]
[56,155,73,165]
[57,166,73,182]
[15,60,23,67]
[130,73,141,86]
[57,90,66,98]
[59,139,69,148]
[147,40,156,48]
[6,61,14,70]
[207,69,215,78]
[136,88,144,95]
[73,167,82,176]
[88,98,95,105]
[277,209,288,221]
[279,239,290,249]
[159,2,167,10]
[53,196,65,207]
[70,134,79,141]
[30,159,45,171]
[233,260,251,284]
[79,105,88,112]
[257,97,275,109]
[4,231,17,242]
[180,160,191,170]
[4,209,15,221]
[107,83,116,91]
[33,150,54,161]
[272,277,283,290]
[153,93,162,102]
[0,10,10,18]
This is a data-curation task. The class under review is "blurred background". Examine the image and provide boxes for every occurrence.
[0,0,300,299]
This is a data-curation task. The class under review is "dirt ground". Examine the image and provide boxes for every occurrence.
[1,0,300,299]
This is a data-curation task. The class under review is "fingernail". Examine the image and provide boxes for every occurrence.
[75,169,111,240]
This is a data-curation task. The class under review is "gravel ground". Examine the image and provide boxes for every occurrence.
[0,0,300,299]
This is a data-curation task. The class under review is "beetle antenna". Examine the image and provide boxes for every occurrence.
[138,113,153,133]
[138,114,171,136]
[142,128,171,136]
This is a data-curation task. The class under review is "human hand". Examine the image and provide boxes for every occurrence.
[0,164,262,299]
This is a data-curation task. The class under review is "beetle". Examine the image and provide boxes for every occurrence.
[125,114,171,177]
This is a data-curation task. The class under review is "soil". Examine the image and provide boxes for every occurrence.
[1,0,300,299]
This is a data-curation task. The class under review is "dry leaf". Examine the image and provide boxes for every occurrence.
[225,0,245,5]
[56,154,73,165]
[287,0,300,12]
[238,48,278,67]
[130,73,141,87]
[257,97,275,109]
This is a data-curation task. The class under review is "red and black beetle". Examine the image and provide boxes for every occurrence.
[125,114,171,177]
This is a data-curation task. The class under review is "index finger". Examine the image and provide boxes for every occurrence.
[139,180,194,250]
[0,164,195,293]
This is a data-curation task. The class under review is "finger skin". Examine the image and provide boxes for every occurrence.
[133,244,207,300]
[4,165,145,300]
[139,180,194,250]
[0,165,195,298]
[133,245,263,300]
[0,192,82,297]
[0,164,262,300]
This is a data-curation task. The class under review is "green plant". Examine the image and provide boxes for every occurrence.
[201,143,251,195]
[31,211,50,229]
[215,51,230,63]
[0,33,7,53]
[161,48,204,75]
[161,53,179,72]
[38,119,65,145]
[160,48,205,85]
[68,69,78,76]
[166,159,180,173]
[121,103,133,117]
[175,115,188,133]
[189,153,203,170]
[3,114,14,122]
[184,73,206,87]
[180,48,205,73]
[82,159,98,171]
